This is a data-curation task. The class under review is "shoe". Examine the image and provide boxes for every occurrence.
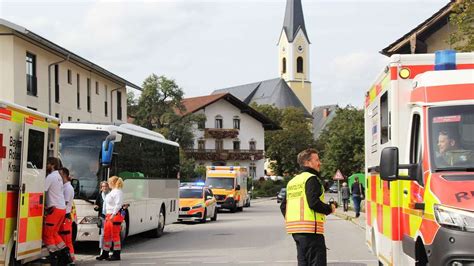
[107,250,121,261]
[58,247,73,265]
[96,250,109,260]
[355,213,360,218]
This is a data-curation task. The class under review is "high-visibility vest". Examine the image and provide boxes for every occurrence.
[285,172,325,234]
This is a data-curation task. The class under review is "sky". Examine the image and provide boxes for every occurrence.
[0,0,448,108]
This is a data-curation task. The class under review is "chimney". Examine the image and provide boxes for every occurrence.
[323,108,330,118]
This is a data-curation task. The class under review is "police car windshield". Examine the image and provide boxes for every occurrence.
[60,129,108,199]
[429,105,474,172]
[180,188,203,198]
[205,177,234,189]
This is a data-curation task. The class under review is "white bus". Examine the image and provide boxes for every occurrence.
[59,123,180,242]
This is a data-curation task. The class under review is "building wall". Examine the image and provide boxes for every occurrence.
[191,99,266,178]
[0,27,126,123]
[425,24,457,53]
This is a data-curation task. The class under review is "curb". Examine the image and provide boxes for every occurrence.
[334,211,365,230]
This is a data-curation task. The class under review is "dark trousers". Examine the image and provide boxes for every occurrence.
[342,199,349,212]
[292,233,327,266]
[353,196,361,216]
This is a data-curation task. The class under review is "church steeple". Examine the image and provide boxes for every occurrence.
[282,0,310,43]
[278,0,312,113]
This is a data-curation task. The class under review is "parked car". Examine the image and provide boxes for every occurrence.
[328,183,338,193]
[276,188,286,203]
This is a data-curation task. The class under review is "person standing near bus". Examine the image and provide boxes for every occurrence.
[99,176,124,261]
[59,167,75,264]
[95,181,110,260]
[280,149,336,266]
[44,157,72,265]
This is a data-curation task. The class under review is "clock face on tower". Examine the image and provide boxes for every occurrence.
[297,45,304,53]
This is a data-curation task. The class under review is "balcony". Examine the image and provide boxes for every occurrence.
[204,128,239,139]
[184,149,264,161]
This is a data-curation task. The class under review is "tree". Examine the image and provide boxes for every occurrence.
[317,106,364,180]
[252,104,316,176]
[448,0,474,52]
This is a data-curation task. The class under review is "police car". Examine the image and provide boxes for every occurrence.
[178,183,218,223]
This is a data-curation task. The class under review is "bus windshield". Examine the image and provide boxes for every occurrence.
[429,105,474,172]
[179,189,203,199]
[205,177,234,189]
[60,129,108,199]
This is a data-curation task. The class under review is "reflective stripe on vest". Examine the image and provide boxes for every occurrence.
[285,172,325,234]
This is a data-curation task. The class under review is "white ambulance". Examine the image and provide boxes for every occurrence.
[364,50,474,265]
[0,100,60,265]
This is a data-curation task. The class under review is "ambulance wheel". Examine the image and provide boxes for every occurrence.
[150,206,166,238]
[200,209,207,223]
[211,209,217,221]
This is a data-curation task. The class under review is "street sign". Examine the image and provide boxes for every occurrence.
[333,169,344,180]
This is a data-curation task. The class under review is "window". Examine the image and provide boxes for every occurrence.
[410,114,421,165]
[198,139,205,150]
[198,120,205,130]
[233,116,240,129]
[380,92,389,144]
[215,115,223,129]
[117,91,122,120]
[96,81,99,94]
[87,78,91,112]
[54,65,60,103]
[27,129,45,169]
[76,74,81,109]
[68,116,72,122]
[282,58,287,74]
[26,52,37,96]
[233,140,240,151]
[215,139,223,151]
[55,113,59,118]
[297,57,304,73]
[249,140,256,151]
[104,85,108,117]
[249,163,256,179]
[67,69,72,84]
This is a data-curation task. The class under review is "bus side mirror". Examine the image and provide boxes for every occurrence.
[101,141,114,166]
[380,147,399,181]
[71,179,80,196]
[236,185,241,190]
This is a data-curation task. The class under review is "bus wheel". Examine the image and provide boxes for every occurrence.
[200,209,207,223]
[150,206,166,238]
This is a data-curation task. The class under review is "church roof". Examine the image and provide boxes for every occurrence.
[179,93,280,130]
[212,78,311,117]
[282,0,310,43]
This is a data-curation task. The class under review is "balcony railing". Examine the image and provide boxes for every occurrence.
[184,149,264,161]
[204,128,239,139]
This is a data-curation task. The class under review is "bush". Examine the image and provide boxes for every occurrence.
[252,179,288,197]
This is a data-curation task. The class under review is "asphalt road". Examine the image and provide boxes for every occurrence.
[75,198,377,265]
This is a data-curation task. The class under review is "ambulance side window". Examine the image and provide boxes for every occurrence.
[27,129,45,169]
[380,92,389,144]
[410,114,423,185]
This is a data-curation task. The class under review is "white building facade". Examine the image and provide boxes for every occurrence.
[182,93,279,179]
[0,19,140,122]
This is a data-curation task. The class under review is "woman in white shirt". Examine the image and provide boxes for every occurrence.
[96,176,124,261]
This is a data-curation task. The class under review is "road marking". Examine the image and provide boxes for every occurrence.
[165,262,191,265]
[274,260,296,263]
[237,261,265,264]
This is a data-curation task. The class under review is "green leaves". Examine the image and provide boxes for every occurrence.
[448,0,474,52]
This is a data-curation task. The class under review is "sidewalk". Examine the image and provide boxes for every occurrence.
[333,205,366,230]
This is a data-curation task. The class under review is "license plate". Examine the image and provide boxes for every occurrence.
[179,211,187,215]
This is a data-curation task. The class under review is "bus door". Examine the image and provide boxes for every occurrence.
[15,121,48,260]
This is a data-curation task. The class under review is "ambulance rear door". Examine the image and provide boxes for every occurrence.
[15,121,48,260]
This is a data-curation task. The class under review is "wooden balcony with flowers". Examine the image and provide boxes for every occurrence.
[184,149,264,161]
[204,128,239,139]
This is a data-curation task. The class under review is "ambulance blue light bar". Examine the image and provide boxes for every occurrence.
[435,50,456,71]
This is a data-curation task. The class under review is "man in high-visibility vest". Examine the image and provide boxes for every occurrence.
[280,148,336,266]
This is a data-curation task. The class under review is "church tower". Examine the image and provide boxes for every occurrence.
[278,0,312,113]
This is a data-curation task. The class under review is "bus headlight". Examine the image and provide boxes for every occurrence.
[80,216,100,224]
[434,204,474,232]
[192,203,204,209]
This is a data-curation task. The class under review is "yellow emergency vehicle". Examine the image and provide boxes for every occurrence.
[178,183,217,223]
[0,100,60,265]
[205,166,248,213]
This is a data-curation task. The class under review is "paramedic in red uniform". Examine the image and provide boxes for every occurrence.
[59,167,75,263]
[43,157,72,265]
[97,176,124,261]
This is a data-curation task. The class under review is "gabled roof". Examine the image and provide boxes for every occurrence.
[282,0,310,43]
[0,18,141,90]
[312,105,338,139]
[380,1,455,56]
[180,93,280,130]
[212,78,311,117]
